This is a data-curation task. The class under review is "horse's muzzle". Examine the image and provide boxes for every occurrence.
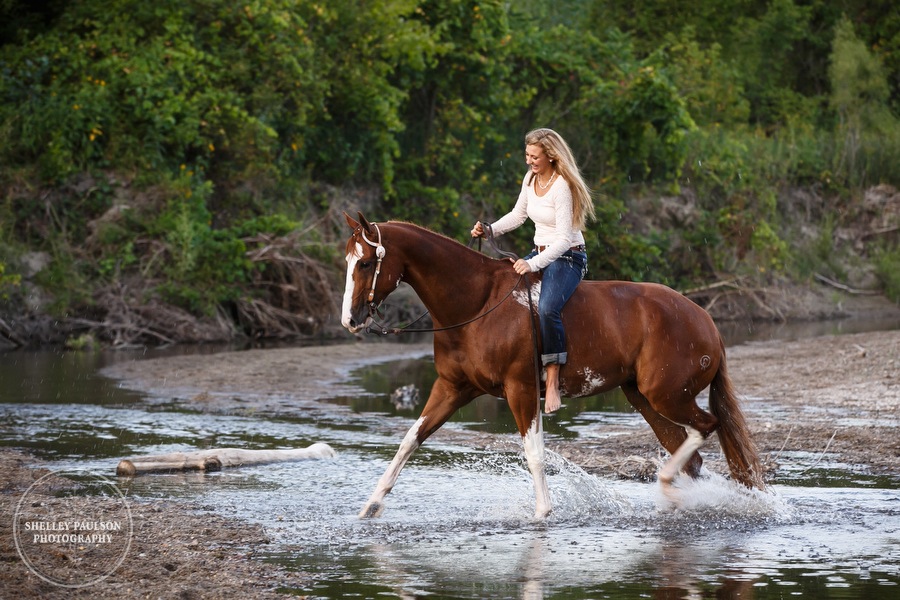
[342,312,372,334]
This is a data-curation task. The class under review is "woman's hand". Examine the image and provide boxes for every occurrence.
[470,221,485,238]
[511,258,531,275]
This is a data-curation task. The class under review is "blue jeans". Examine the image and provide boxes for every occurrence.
[524,249,588,366]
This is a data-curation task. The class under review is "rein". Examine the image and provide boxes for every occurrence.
[363,223,525,336]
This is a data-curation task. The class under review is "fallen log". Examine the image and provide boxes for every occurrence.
[0,317,24,347]
[813,273,880,295]
[116,443,336,477]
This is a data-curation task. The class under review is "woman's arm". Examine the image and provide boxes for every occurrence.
[488,173,530,236]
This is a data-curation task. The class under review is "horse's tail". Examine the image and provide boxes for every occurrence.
[709,352,766,490]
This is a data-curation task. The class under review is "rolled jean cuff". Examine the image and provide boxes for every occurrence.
[541,352,567,366]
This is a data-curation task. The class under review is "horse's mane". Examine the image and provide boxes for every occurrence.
[388,220,470,246]
[345,219,478,259]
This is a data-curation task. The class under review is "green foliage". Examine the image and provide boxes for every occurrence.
[32,252,92,315]
[580,59,696,184]
[65,333,98,351]
[97,241,137,278]
[0,261,21,300]
[586,195,671,283]
[729,0,814,128]
[873,245,900,303]
[296,0,440,189]
[829,16,900,188]
[787,214,843,280]
[662,28,750,129]
[3,0,900,329]
[586,0,754,55]
[749,218,789,273]
[0,0,322,184]
[386,0,528,232]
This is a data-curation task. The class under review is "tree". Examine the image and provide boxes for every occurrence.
[829,15,897,185]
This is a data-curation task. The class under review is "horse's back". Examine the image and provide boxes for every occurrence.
[576,280,717,340]
[563,280,722,393]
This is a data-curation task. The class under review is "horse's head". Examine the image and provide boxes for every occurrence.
[341,212,401,333]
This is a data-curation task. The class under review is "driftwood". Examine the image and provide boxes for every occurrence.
[116,443,336,477]
[813,273,880,295]
[0,317,25,347]
[680,277,745,296]
[860,225,900,240]
[682,276,785,320]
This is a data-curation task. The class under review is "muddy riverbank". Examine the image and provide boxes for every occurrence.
[2,327,898,598]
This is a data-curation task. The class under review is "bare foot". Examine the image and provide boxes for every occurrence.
[544,388,561,413]
[544,364,561,413]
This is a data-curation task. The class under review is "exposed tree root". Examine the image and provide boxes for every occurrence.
[46,230,342,347]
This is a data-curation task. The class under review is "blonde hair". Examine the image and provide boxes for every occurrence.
[524,128,595,230]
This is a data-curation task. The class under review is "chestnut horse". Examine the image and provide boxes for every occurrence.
[342,213,765,519]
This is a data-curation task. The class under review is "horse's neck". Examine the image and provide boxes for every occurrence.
[396,227,503,325]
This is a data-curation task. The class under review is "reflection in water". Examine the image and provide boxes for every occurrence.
[519,536,545,600]
[716,313,900,346]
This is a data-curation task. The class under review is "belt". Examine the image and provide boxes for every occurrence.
[536,244,586,253]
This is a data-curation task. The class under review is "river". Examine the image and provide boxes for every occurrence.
[1,317,899,599]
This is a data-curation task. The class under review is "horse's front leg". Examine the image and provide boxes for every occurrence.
[358,417,424,518]
[359,377,474,519]
[508,382,551,519]
[523,410,552,519]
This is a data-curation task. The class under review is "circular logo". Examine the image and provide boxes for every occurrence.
[13,470,133,588]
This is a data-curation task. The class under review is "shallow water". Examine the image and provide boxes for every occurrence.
[1,321,899,599]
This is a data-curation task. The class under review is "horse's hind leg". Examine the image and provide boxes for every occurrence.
[656,426,706,502]
[359,377,474,519]
[621,383,703,479]
[641,385,718,503]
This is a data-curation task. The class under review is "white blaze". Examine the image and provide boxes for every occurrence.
[341,242,363,330]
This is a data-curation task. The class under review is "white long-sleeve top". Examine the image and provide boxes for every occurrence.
[490,172,586,272]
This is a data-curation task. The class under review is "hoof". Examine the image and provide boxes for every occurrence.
[533,507,552,520]
[658,477,681,506]
[358,501,385,519]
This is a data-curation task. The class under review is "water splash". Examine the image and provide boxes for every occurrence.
[652,469,793,524]
[544,450,632,521]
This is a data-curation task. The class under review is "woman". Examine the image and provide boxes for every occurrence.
[471,128,595,414]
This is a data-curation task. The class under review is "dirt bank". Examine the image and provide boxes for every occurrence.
[2,327,899,598]
[0,450,309,598]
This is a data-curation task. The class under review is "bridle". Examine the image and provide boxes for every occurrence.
[357,222,386,304]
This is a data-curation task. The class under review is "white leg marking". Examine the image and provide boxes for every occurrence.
[523,414,552,519]
[359,416,424,518]
[658,426,706,504]
[341,242,363,330]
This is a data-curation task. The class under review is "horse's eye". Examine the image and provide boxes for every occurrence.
[358,261,371,270]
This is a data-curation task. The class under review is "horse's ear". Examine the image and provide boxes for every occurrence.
[344,211,360,231]
[357,212,375,234]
